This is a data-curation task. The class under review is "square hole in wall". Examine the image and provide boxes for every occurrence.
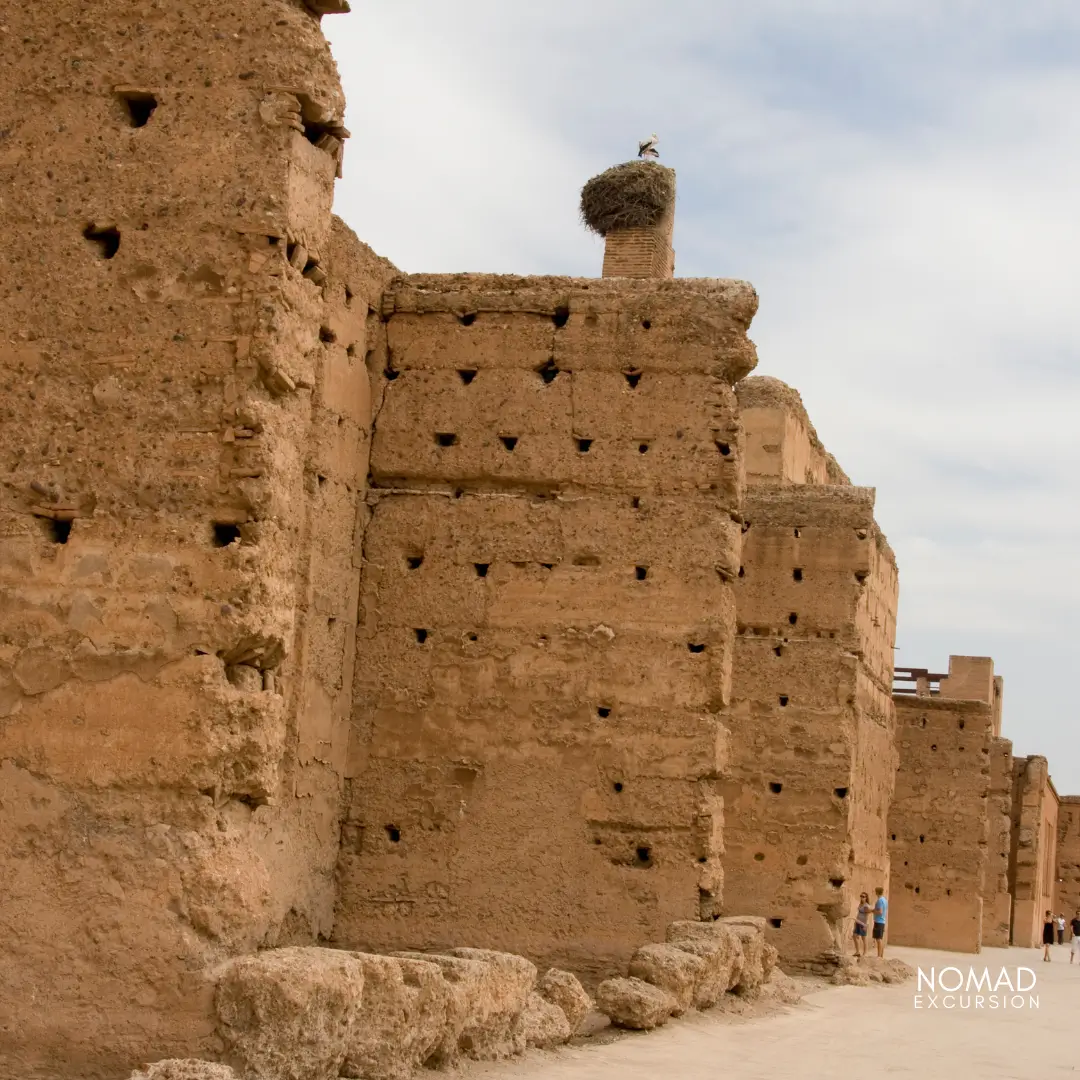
[40,517,73,544]
[117,89,158,127]
[212,523,242,547]
[83,223,121,259]
[536,358,560,384]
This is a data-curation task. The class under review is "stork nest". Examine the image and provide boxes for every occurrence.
[579,161,676,236]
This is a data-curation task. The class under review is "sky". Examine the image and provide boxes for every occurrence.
[325,1,1080,793]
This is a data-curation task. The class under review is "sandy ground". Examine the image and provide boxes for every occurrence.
[471,945,1077,1080]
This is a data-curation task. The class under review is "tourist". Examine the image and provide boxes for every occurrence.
[1057,913,1066,944]
[872,886,888,957]
[853,892,871,958]
[1070,910,1080,964]
[1042,911,1055,961]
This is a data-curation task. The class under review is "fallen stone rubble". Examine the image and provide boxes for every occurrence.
[128,917,821,1079]
[596,915,799,1030]
[830,955,916,987]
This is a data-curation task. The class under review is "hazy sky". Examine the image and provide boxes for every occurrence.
[326,1,1080,793]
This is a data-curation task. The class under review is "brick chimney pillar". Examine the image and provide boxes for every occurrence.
[601,200,675,278]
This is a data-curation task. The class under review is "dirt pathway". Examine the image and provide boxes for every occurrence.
[471,945,1076,1080]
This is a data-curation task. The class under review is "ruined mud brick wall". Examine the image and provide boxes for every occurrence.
[0,3,395,1076]
[721,378,898,973]
[888,657,997,953]
[1054,797,1080,931]
[737,376,850,487]
[1008,757,1060,947]
[983,735,1015,946]
[334,275,759,983]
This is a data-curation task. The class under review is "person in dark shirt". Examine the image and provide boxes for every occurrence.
[1043,910,1055,961]
[1070,911,1080,965]
[852,892,871,958]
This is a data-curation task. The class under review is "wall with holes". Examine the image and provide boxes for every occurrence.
[1008,755,1059,947]
[0,2,392,1076]
[722,484,898,971]
[333,274,758,982]
[720,377,899,973]
[888,676,995,953]
[1053,797,1080,936]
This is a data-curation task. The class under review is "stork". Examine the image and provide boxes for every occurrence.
[638,133,659,160]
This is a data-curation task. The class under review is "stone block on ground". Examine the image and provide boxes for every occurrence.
[665,921,742,1008]
[443,947,535,1056]
[536,968,592,1034]
[340,953,449,1079]
[443,947,537,1000]
[715,917,766,995]
[627,943,703,1015]
[130,1063,238,1080]
[521,991,572,1048]
[215,946,364,1080]
[392,948,532,1062]
[595,976,677,1030]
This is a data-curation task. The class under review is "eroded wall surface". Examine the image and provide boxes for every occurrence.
[721,379,898,973]
[983,736,1014,946]
[888,666,994,953]
[0,3,393,1075]
[1009,757,1060,947]
[334,275,758,982]
[1054,797,1080,929]
[736,376,850,487]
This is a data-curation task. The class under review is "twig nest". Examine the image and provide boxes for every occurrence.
[580,161,676,236]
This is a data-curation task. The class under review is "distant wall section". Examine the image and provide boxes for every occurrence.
[1009,757,1060,947]
[888,657,997,953]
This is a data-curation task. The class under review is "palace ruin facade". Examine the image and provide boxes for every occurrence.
[1,2,1077,1078]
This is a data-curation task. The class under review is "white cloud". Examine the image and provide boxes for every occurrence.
[326,2,1080,790]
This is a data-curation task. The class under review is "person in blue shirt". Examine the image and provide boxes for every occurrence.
[872,887,888,957]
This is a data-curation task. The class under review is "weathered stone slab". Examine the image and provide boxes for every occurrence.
[627,942,703,1015]
[341,953,449,1079]
[521,991,572,1048]
[595,976,676,1030]
[215,947,364,1080]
